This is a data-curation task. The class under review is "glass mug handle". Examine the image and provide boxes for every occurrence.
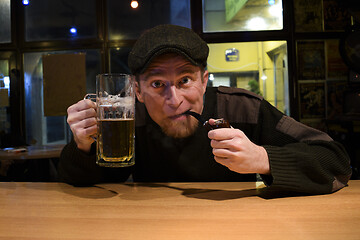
[84,93,96,102]
[83,93,97,141]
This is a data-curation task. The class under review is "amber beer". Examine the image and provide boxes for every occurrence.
[97,118,135,167]
[94,73,135,167]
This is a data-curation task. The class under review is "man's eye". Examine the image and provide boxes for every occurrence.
[151,81,164,88]
[180,77,190,85]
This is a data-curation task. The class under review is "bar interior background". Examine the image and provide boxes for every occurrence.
[0,0,359,181]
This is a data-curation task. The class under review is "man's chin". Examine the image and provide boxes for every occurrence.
[161,119,198,138]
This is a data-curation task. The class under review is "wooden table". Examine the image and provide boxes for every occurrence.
[0,144,65,160]
[0,181,359,240]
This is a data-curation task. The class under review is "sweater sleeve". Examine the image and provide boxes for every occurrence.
[258,101,352,194]
[58,138,131,186]
[216,86,351,195]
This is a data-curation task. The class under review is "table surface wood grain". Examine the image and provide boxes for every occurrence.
[0,181,359,240]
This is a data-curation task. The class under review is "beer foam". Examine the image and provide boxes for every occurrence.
[99,94,134,108]
[98,93,134,119]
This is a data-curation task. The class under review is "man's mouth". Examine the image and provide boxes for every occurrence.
[169,109,198,121]
[169,113,188,121]
[182,110,205,124]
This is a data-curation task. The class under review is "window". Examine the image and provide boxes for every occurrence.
[23,0,97,41]
[207,41,289,115]
[0,0,11,43]
[109,47,132,74]
[203,0,283,32]
[23,50,101,145]
[107,0,191,40]
[0,59,10,134]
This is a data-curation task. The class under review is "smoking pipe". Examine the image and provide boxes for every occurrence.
[183,110,230,131]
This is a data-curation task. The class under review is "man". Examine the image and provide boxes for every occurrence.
[59,25,351,195]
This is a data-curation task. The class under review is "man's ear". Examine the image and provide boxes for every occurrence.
[202,70,209,93]
[135,81,144,103]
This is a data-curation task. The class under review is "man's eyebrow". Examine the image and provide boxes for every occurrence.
[143,69,164,80]
[143,65,198,80]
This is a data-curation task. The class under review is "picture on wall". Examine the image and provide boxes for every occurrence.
[323,0,351,31]
[326,40,348,79]
[299,81,326,118]
[294,0,322,32]
[326,80,347,119]
[297,41,325,80]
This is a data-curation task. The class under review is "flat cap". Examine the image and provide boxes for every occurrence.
[128,24,209,75]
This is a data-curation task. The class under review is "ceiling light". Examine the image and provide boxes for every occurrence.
[70,27,77,35]
[131,1,139,9]
[269,3,282,17]
[246,17,266,30]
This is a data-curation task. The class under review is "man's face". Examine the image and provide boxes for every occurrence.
[136,53,209,138]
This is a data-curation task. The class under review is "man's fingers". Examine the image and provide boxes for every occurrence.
[67,103,96,125]
[213,146,238,157]
[208,128,237,140]
[76,117,97,129]
[68,99,96,114]
[72,122,97,139]
[211,139,230,148]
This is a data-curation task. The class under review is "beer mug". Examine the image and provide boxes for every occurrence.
[86,73,135,167]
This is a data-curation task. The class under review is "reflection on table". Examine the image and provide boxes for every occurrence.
[0,144,65,160]
[0,181,359,240]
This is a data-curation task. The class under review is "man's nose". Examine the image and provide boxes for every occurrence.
[165,86,182,107]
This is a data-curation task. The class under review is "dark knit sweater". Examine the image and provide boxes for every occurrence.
[58,87,352,195]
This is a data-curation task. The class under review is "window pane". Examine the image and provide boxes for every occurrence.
[24,0,97,41]
[110,47,132,74]
[0,59,10,135]
[0,0,11,43]
[23,50,101,145]
[108,0,191,40]
[0,60,9,80]
[207,41,289,115]
[203,0,283,32]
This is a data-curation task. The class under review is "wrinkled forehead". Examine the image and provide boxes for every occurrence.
[141,53,201,79]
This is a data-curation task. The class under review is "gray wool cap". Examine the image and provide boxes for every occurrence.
[128,24,209,75]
